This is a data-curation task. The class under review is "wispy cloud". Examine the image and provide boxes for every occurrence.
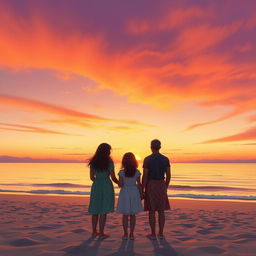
[127,7,209,34]
[239,143,256,146]
[0,94,152,132]
[0,122,72,135]
[0,1,255,127]
[186,95,256,130]
[0,94,108,121]
[249,115,256,123]
[201,126,256,143]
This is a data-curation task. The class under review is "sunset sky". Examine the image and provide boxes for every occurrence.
[0,0,256,162]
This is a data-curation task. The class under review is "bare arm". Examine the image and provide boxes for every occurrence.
[90,166,95,182]
[142,168,148,193]
[165,167,171,189]
[118,176,124,187]
[136,176,143,199]
[110,169,119,184]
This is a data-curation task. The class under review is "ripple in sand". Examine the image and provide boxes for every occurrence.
[211,235,230,240]
[198,246,225,254]
[197,229,213,235]
[71,229,86,233]
[31,234,52,241]
[177,237,194,241]
[9,238,41,247]
[232,238,251,244]
[65,221,80,224]
[181,224,195,228]
[2,221,13,224]
[34,224,63,230]
[234,233,256,239]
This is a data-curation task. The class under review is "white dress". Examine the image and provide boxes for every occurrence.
[116,169,143,214]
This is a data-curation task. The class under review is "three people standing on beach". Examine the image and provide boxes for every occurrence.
[88,139,171,239]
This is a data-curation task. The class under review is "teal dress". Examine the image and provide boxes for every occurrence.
[88,162,115,214]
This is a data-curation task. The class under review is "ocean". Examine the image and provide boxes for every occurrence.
[0,163,256,201]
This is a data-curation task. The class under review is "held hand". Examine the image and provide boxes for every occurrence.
[141,192,146,200]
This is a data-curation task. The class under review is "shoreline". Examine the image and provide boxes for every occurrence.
[1,193,256,210]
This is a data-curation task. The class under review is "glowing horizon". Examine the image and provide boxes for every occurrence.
[0,0,255,163]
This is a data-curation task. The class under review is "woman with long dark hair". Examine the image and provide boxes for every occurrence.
[88,143,118,238]
[116,152,143,240]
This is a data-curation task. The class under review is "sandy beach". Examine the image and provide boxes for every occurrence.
[0,194,255,256]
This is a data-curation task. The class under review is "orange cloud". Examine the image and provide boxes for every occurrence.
[249,115,256,123]
[0,2,255,125]
[127,7,208,34]
[44,119,146,132]
[201,126,256,143]
[0,94,107,121]
[186,95,256,130]
[185,111,238,131]
[0,122,71,135]
[0,94,151,132]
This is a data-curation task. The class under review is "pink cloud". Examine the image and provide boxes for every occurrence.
[0,94,108,120]
[127,7,208,34]
[0,122,72,135]
[0,1,255,126]
[0,94,151,132]
[186,94,256,130]
[201,126,256,143]
[249,115,256,123]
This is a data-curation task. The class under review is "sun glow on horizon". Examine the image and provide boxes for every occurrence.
[134,154,142,161]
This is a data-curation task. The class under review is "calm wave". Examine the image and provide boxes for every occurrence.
[1,182,255,191]
[0,163,256,201]
[1,188,256,201]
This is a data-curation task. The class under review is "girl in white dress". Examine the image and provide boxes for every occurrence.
[117,152,143,240]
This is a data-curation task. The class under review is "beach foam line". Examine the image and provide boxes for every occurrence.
[1,182,255,191]
[0,189,88,195]
[1,189,256,201]
[0,182,90,188]
[170,193,256,201]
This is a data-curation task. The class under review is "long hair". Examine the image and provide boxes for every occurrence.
[88,143,112,171]
[122,152,138,177]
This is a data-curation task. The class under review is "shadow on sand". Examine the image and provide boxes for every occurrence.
[105,239,139,256]
[63,237,102,256]
[149,237,178,256]
[63,237,178,256]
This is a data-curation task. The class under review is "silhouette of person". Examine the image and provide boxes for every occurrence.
[142,139,171,240]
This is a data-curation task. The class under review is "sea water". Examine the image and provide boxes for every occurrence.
[0,163,255,201]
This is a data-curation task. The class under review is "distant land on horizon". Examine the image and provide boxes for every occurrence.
[0,156,84,163]
[0,156,256,163]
